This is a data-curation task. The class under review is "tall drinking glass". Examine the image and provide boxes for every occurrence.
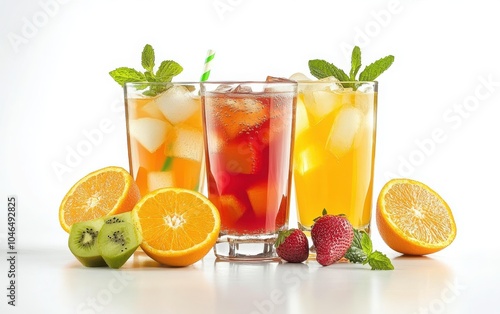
[124,82,205,196]
[201,81,297,261]
[293,81,377,235]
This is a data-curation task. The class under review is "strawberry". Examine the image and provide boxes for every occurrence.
[275,229,309,263]
[311,213,354,266]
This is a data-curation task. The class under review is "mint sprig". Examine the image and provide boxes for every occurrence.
[109,44,183,96]
[308,46,394,88]
[344,229,394,270]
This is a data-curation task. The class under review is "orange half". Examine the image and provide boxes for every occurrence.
[132,187,220,266]
[59,166,140,233]
[376,178,456,255]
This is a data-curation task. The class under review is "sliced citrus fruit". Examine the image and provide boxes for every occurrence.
[376,178,456,255]
[59,166,140,233]
[132,187,220,266]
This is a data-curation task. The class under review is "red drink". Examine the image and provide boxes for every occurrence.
[201,81,296,260]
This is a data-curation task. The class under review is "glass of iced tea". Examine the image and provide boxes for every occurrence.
[201,80,297,261]
[124,82,205,196]
[293,80,377,235]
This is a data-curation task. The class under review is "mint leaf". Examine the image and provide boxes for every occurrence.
[308,59,350,81]
[359,55,394,81]
[349,46,362,80]
[156,60,183,82]
[144,71,155,82]
[109,67,146,86]
[344,229,367,264]
[360,231,373,256]
[344,246,366,263]
[344,228,394,270]
[351,228,363,249]
[308,47,394,88]
[141,44,155,72]
[365,251,394,270]
[109,44,184,96]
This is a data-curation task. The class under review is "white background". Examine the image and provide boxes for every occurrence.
[1,0,499,265]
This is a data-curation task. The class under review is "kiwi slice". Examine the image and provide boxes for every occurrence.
[98,219,142,269]
[68,218,106,267]
[103,212,133,224]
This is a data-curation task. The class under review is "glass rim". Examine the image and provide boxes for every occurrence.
[200,81,298,85]
[124,81,201,87]
[293,80,378,84]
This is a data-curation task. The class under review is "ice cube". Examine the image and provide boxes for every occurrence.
[206,131,225,153]
[217,98,269,139]
[289,72,312,82]
[156,85,199,124]
[326,107,363,159]
[233,85,252,93]
[318,76,340,83]
[353,111,374,148]
[141,99,165,120]
[167,125,204,162]
[221,139,262,174]
[247,181,276,217]
[266,76,293,82]
[294,144,324,175]
[148,171,174,191]
[302,90,341,121]
[354,91,375,114]
[265,76,296,92]
[295,97,310,137]
[219,194,246,224]
[215,84,234,93]
[129,118,172,153]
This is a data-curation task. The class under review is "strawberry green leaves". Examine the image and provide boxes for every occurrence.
[308,46,394,86]
[109,44,183,96]
[344,229,394,270]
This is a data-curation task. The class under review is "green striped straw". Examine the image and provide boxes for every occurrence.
[200,49,215,81]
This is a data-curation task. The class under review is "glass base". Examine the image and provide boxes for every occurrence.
[214,233,281,262]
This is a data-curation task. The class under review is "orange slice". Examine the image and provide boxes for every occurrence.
[59,166,140,233]
[376,178,456,255]
[132,187,220,267]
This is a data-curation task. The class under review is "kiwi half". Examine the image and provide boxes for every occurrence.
[103,212,133,224]
[98,213,142,269]
[68,218,106,267]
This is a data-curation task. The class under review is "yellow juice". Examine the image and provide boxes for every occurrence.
[293,82,377,232]
[125,83,205,196]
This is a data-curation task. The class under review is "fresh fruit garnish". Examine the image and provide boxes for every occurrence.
[59,166,140,233]
[344,229,394,270]
[109,44,183,96]
[308,46,394,88]
[68,218,106,267]
[376,178,457,255]
[311,211,354,266]
[132,187,221,267]
[98,212,142,269]
[68,212,142,268]
[275,229,309,263]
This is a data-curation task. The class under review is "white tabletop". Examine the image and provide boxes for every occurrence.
[3,245,496,314]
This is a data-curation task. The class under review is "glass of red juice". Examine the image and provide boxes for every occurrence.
[201,80,297,261]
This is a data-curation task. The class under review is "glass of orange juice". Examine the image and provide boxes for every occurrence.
[293,80,377,234]
[124,82,205,196]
